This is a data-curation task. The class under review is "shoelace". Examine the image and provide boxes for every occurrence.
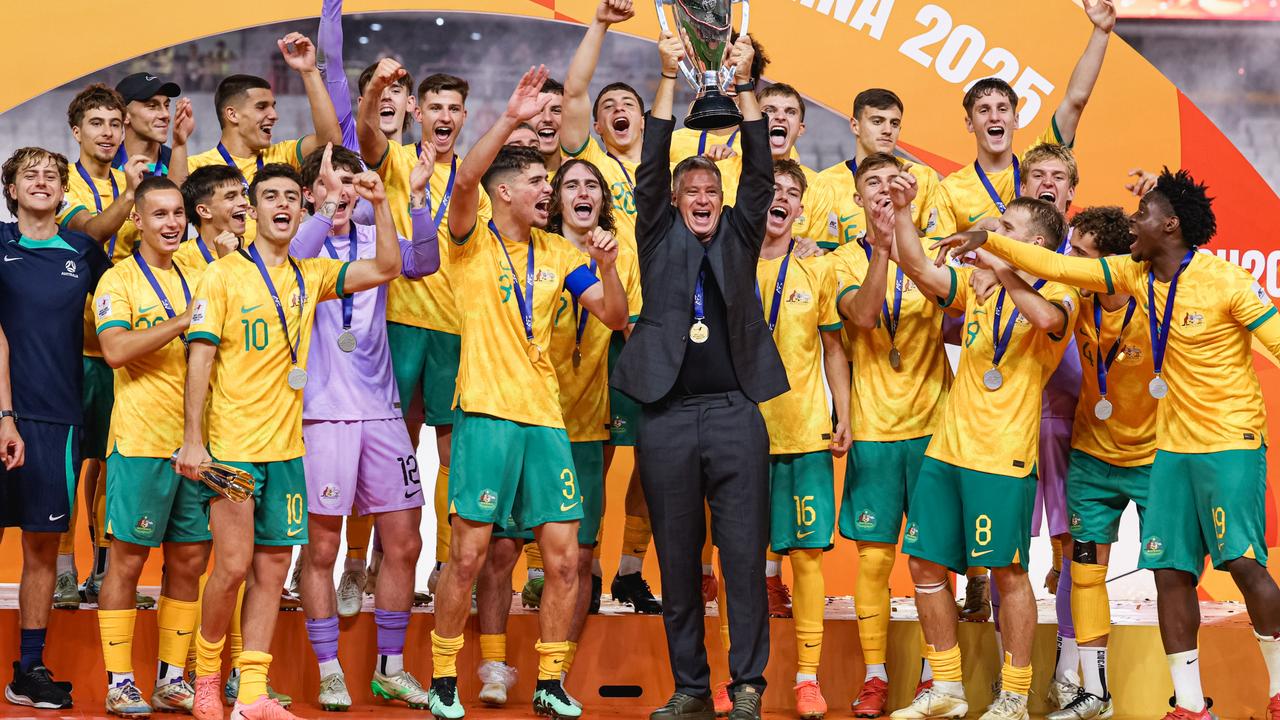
[397,671,425,690]
[733,691,761,713]
[992,692,1023,715]
[542,681,572,704]
[120,684,145,703]
[663,693,698,710]
[431,678,457,705]
[1064,690,1097,711]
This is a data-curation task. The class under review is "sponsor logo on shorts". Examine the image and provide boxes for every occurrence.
[478,489,498,511]
[1070,513,1082,530]
[904,522,919,543]
[135,515,155,538]
[1143,535,1164,558]
[96,294,112,319]
[319,483,342,508]
[856,509,877,531]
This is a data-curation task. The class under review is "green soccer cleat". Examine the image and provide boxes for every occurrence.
[534,679,582,719]
[318,673,351,712]
[521,576,545,609]
[426,677,465,720]
[370,669,430,709]
[52,572,80,610]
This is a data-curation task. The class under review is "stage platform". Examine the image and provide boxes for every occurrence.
[0,585,1268,719]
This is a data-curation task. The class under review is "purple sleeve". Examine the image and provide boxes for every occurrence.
[400,206,440,279]
[290,213,334,258]
[350,197,376,226]
[318,0,358,151]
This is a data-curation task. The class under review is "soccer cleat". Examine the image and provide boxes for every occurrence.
[611,572,662,614]
[287,563,301,599]
[713,681,731,716]
[477,661,518,706]
[224,673,292,708]
[230,696,302,720]
[336,569,366,617]
[318,672,351,712]
[414,591,433,607]
[136,592,157,610]
[533,678,582,719]
[151,679,196,713]
[702,572,719,605]
[1048,679,1083,710]
[851,677,889,717]
[521,576,545,609]
[959,574,991,622]
[81,571,104,604]
[766,575,793,618]
[889,685,968,720]
[980,691,1030,720]
[1047,691,1113,720]
[795,680,827,719]
[913,681,933,700]
[589,574,602,615]
[106,681,153,717]
[427,565,443,595]
[53,571,80,609]
[191,675,222,720]
[1160,707,1216,720]
[371,669,430,709]
[561,673,582,709]
[5,662,72,710]
[426,676,465,720]
[728,688,762,720]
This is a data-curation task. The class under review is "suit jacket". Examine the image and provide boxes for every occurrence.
[611,114,789,405]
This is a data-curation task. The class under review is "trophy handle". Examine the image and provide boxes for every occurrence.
[653,0,701,90]
[719,0,751,89]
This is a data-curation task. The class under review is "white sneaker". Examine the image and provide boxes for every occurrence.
[477,661,518,706]
[980,691,1030,720]
[1048,679,1082,710]
[890,686,968,719]
[336,569,366,617]
[317,673,351,712]
[1046,691,1113,720]
[151,678,195,712]
[287,563,302,599]
[106,681,153,716]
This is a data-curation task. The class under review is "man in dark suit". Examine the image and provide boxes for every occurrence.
[611,31,788,720]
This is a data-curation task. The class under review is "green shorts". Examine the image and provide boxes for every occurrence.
[606,333,640,446]
[450,410,583,531]
[106,451,210,547]
[387,322,460,427]
[1066,449,1151,545]
[838,436,931,544]
[494,440,603,547]
[1138,447,1268,575]
[205,456,308,546]
[903,456,1037,574]
[769,451,835,553]
[81,356,114,460]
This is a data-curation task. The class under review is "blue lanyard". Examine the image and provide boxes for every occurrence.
[990,277,1047,368]
[698,129,739,156]
[1093,296,1137,399]
[133,252,190,344]
[570,259,599,349]
[861,240,904,345]
[492,220,535,344]
[417,148,457,228]
[846,158,858,178]
[605,151,634,191]
[1147,249,1196,380]
[693,251,709,322]
[323,231,358,332]
[194,235,215,264]
[974,156,1019,214]
[75,161,120,258]
[764,241,795,332]
[217,143,263,187]
[246,244,305,367]
[1056,226,1073,255]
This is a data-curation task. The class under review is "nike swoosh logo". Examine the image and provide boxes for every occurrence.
[968,211,988,223]
[404,488,422,499]
[3,256,20,262]
[286,528,303,537]
[796,531,814,539]
[857,613,879,621]
[48,514,67,522]
[803,643,819,648]
[109,641,128,646]
[176,631,192,636]
[139,304,158,313]
[241,304,263,314]
[838,214,856,223]
[970,549,994,558]
[560,502,580,512]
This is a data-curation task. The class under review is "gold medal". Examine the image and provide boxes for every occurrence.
[888,346,902,371]
[572,348,582,369]
[527,344,542,363]
[689,321,709,344]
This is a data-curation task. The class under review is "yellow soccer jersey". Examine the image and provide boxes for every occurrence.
[983,233,1280,454]
[756,251,842,455]
[1072,294,1157,466]
[562,137,638,253]
[829,240,951,442]
[187,251,347,462]
[549,247,643,442]
[374,142,492,334]
[927,264,1081,476]
[60,165,140,263]
[173,236,223,276]
[450,222,595,428]
[188,140,305,244]
[93,257,201,458]
[936,122,1066,235]
[815,159,942,250]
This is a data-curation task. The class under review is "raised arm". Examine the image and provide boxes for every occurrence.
[890,171,953,299]
[728,39,769,249]
[449,65,553,241]
[574,227,629,330]
[984,252,1068,335]
[562,0,635,154]
[932,230,1119,295]
[635,33,681,255]
[175,340,215,479]
[338,172,401,292]
[839,202,894,329]
[169,98,194,186]
[1051,0,1115,145]
[279,32,344,159]
[317,0,359,151]
[402,146,440,278]
[0,325,23,470]
[66,156,148,243]
[292,143,344,258]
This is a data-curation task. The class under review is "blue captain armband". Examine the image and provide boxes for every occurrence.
[565,264,600,299]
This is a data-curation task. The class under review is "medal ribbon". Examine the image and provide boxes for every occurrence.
[605,151,635,192]
[1093,296,1137,399]
[974,156,1019,214]
[323,231,358,334]
[117,146,167,177]
[133,252,191,344]
[861,241,904,347]
[216,143,263,187]
[194,235,215,264]
[492,220,536,346]
[697,129,739,157]
[693,249,709,324]
[416,148,457,229]
[1147,249,1196,382]
[570,259,599,353]
[247,244,306,369]
[75,161,120,258]
[990,277,1047,369]
[765,240,795,333]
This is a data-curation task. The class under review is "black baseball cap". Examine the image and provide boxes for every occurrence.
[115,72,181,104]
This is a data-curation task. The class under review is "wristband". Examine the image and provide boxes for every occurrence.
[662,72,678,80]
[734,80,756,93]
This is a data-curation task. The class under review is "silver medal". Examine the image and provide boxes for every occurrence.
[1094,398,1113,421]
[1148,376,1168,399]
[287,367,309,390]
[888,346,902,371]
[337,330,357,353]
[983,367,1003,391]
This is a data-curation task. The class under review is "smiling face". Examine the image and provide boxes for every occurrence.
[125,95,172,145]
[966,89,1017,158]
[852,104,902,158]
[675,167,723,240]
[198,179,249,236]
[594,89,644,153]
[761,95,805,158]
[853,162,900,220]
[536,94,563,157]
[766,172,803,239]
[373,81,413,137]
[418,90,467,159]
[304,166,358,229]
[1128,191,1176,262]
[250,176,304,244]
[557,162,604,235]
[72,107,125,165]
[1021,157,1075,214]
[227,87,279,153]
[135,187,187,254]
[9,156,66,216]
[499,163,553,229]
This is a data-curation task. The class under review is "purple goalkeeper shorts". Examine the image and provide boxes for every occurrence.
[302,419,424,516]
[1033,416,1072,537]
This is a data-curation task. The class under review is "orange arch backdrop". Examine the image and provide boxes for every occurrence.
[0,0,1276,601]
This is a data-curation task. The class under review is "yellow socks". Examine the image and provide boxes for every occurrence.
[194,630,226,677]
[435,466,451,563]
[236,650,271,703]
[621,515,651,559]
[229,582,245,668]
[927,644,963,683]
[431,631,465,678]
[479,633,506,664]
[156,597,200,674]
[186,575,208,672]
[525,542,544,570]
[99,608,136,677]
[792,550,824,676]
[1072,562,1112,643]
[346,514,374,560]
[855,542,895,666]
[1002,653,1033,696]
[563,641,578,675]
[535,640,571,681]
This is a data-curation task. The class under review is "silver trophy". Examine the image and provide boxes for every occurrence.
[171,452,255,503]
[655,0,751,130]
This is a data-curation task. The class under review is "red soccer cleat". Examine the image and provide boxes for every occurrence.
[795,679,827,719]
[767,575,793,618]
[851,676,888,718]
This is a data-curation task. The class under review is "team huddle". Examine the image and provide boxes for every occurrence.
[0,0,1277,720]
